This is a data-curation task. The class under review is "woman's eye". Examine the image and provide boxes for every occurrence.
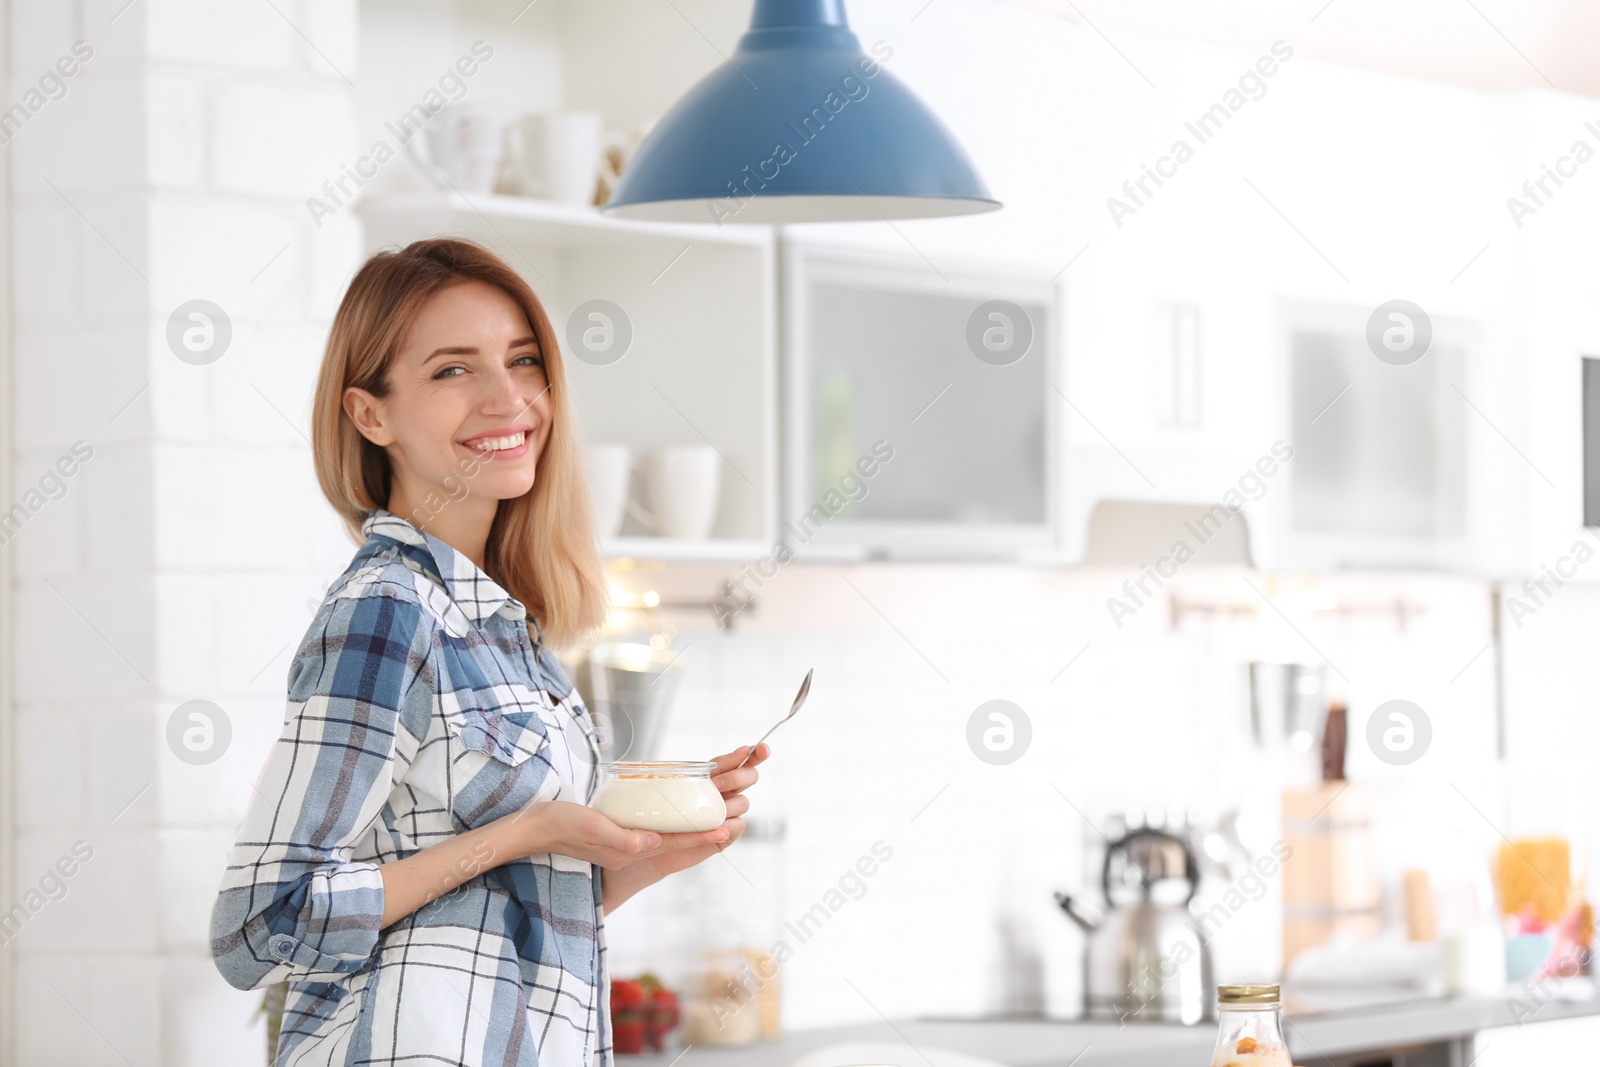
[432,366,466,380]
[511,354,544,368]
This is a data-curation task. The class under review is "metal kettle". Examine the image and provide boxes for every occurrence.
[1055,827,1214,1024]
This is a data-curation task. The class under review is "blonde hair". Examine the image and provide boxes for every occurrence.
[311,238,607,646]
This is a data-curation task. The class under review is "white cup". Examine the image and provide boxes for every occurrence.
[585,444,631,539]
[641,445,721,540]
[404,105,501,194]
[1441,924,1507,996]
[504,111,602,205]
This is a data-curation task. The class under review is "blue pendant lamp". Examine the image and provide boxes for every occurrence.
[601,0,1000,224]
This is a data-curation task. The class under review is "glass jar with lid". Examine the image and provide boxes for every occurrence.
[1207,984,1295,1067]
[592,761,726,833]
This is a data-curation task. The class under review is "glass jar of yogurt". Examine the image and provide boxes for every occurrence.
[1207,984,1295,1067]
[593,761,726,833]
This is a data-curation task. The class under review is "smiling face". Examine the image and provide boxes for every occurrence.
[342,279,554,530]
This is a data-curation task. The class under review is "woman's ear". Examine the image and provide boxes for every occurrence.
[343,387,395,446]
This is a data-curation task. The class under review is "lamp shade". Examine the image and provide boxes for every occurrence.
[601,0,1000,224]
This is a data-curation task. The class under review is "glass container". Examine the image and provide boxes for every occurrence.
[592,761,725,832]
[1208,984,1293,1067]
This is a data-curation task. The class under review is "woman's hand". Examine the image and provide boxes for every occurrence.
[602,743,770,910]
[498,799,725,871]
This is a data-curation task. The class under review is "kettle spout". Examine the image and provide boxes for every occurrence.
[1054,891,1099,933]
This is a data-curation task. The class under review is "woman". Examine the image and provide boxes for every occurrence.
[210,238,767,1066]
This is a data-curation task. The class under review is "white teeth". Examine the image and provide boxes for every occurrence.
[472,432,525,453]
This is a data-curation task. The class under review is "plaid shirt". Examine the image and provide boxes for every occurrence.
[210,509,612,1066]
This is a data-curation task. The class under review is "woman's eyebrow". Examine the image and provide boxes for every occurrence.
[422,345,476,365]
[421,337,538,365]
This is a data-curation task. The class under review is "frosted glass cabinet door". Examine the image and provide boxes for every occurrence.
[1291,330,1466,538]
[786,248,1058,558]
[1277,300,1479,569]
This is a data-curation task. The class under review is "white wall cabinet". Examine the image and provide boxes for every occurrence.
[1252,299,1503,572]
[1248,87,1600,580]
[355,5,1600,577]
[780,240,1061,560]
[1049,68,1600,579]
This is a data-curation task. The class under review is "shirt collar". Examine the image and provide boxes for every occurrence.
[361,509,532,627]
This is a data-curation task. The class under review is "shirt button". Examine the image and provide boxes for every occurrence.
[269,935,295,960]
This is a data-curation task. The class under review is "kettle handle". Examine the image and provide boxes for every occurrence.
[1054,891,1098,933]
[1101,827,1201,905]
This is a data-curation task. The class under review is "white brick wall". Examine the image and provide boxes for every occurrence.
[143,0,300,71]
[14,954,164,1067]
[210,82,359,196]
[5,1,362,1063]
[9,328,154,450]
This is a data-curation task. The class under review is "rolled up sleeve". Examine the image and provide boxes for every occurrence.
[210,589,432,990]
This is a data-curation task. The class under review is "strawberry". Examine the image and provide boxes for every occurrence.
[646,986,681,1050]
[652,986,680,1029]
[612,1015,645,1055]
[611,979,650,1055]
[611,978,645,1012]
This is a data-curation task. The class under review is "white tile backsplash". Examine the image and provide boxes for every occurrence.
[601,568,1513,1029]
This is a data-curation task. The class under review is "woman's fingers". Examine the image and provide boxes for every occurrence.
[710,743,768,794]
[652,828,729,851]
[589,808,704,856]
[622,829,663,854]
[581,805,647,848]
[713,771,754,796]
[715,815,746,849]
[710,743,769,774]
[724,793,751,819]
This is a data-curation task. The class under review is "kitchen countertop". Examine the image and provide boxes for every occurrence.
[624,987,1600,1066]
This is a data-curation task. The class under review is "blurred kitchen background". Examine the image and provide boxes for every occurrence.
[4,0,1600,1064]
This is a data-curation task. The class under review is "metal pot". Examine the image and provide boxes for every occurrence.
[1055,827,1214,1024]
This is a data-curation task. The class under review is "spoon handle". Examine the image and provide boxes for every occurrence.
[735,668,812,769]
[742,721,783,760]
[735,727,777,769]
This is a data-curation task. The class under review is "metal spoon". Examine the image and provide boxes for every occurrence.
[736,668,812,768]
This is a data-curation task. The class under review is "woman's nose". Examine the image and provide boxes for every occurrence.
[480,364,532,416]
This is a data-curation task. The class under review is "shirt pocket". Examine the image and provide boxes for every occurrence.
[443,703,550,768]
[442,704,557,827]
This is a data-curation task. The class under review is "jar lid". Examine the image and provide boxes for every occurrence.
[1217,984,1280,1004]
[601,760,717,777]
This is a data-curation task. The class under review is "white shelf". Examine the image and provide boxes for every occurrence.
[601,537,771,562]
[355,191,771,251]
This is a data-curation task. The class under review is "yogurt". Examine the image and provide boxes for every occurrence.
[592,762,726,833]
